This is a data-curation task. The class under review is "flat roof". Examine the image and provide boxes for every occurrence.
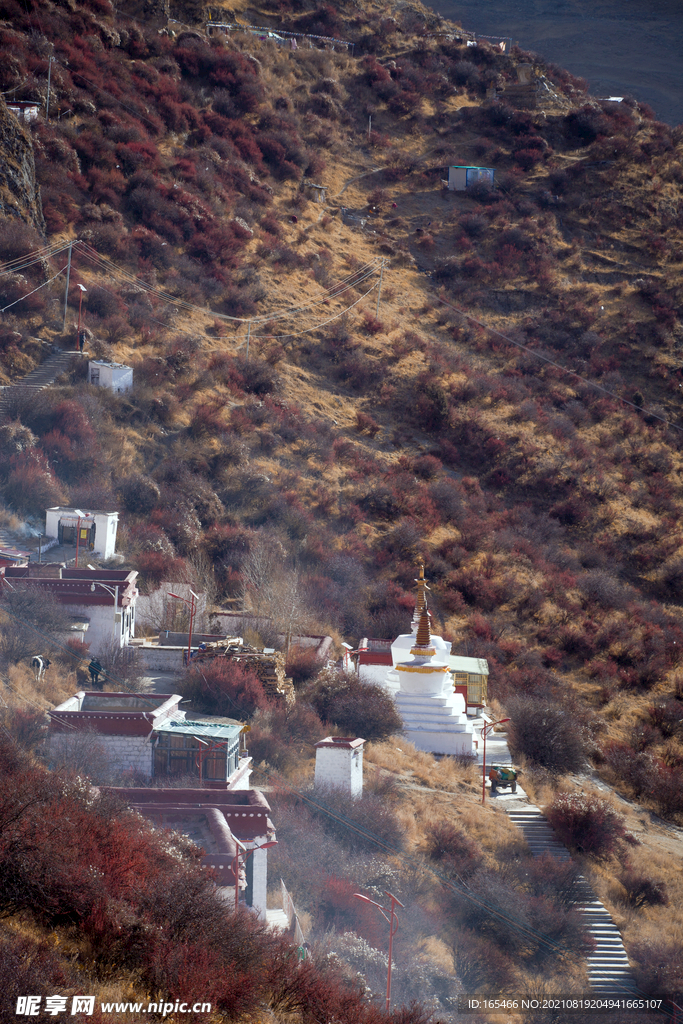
[155,719,242,741]
[448,656,489,674]
[47,506,118,515]
[81,693,170,712]
[89,360,133,369]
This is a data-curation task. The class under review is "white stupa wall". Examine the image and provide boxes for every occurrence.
[393,604,475,757]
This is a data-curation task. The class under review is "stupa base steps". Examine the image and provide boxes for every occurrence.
[402,725,476,757]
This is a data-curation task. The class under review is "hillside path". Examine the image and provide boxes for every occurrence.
[0,349,82,420]
[479,727,639,995]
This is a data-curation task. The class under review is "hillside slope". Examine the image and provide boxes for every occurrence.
[1,0,683,808]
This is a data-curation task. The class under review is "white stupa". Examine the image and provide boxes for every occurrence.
[383,562,449,695]
[392,565,475,756]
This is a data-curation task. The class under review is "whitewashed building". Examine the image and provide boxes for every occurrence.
[103,786,274,916]
[45,506,119,560]
[88,360,133,393]
[447,165,495,190]
[352,564,483,756]
[315,736,365,797]
[48,690,252,788]
[2,564,137,655]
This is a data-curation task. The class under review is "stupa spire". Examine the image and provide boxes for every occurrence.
[415,607,432,648]
[412,559,431,632]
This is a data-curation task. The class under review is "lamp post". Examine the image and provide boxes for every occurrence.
[233,837,278,912]
[72,508,86,568]
[90,581,120,644]
[76,283,87,351]
[481,715,510,805]
[168,589,198,665]
[352,891,404,1012]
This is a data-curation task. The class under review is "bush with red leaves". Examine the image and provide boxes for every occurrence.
[285,644,322,686]
[2,451,66,514]
[0,931,78,1022]
[546,792,628,858]
[183,657,270,719]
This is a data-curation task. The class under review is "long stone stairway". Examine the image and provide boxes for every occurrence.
[507,806,638,994]
[0,349,79,419]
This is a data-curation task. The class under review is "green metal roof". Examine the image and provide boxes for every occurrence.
[154,719,242,741]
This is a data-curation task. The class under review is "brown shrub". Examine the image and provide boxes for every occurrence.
[546,792,628,858]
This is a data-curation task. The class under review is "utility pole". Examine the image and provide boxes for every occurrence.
[62,240,73,333]
[45,56,55,122]
[245,321,251,361]
[375,260,384,318]
[368,114,371,140]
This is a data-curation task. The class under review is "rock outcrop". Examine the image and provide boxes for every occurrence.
[0,97,44,233]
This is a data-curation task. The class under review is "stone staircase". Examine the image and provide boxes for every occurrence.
[507,806,638,994]
[0,350,80,419]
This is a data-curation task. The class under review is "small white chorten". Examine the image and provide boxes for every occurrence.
[314,736,365,797]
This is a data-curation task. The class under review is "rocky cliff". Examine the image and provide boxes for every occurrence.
[0,98,45,234]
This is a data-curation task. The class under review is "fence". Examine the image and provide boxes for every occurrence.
[207,22,355,54]
[281,878,306,947]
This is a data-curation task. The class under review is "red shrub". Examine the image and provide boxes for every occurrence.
[354,411,381,437]
[3,452,66,514]
[183,658,270,719]
[546,793,628,858]
[423,821,480,876]
[285,645,321,686]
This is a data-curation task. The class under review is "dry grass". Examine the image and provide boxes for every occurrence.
[4,661,74,710]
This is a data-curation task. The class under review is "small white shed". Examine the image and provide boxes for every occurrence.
[45,506,119,560]
[88,360,133,393]
[447,166,495,191]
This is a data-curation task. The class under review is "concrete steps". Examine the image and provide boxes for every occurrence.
[0,351,80,417]
[505,806,639,994]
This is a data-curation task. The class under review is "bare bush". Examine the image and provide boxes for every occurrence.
[0,588,73,665]
[309,670,403,740]
[308,785,406,853]
[506,695,588,773]
[546,793,628,859]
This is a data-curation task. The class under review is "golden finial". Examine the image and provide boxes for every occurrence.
[414,558,430,615]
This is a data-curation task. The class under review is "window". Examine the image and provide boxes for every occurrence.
[467,673,487,706]
[153,733,228,780]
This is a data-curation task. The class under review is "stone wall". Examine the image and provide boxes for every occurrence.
[49,730,153,778]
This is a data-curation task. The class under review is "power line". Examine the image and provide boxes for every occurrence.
[436,294,681,433]
[252,764,611,969]
[0,263,68,314]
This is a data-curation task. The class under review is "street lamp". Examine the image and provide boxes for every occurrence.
[352,891,404,1012]
[232,837,278,912]
[168,589,198,665]
[76,284,87,351]
[90,581,120,644]
[481,715,510,805]
[72,508,86,568]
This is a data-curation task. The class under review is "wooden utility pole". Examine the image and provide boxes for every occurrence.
[45,57,53,122]
[62,240,73,333]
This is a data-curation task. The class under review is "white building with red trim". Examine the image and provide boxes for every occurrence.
[2,564,137,655]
